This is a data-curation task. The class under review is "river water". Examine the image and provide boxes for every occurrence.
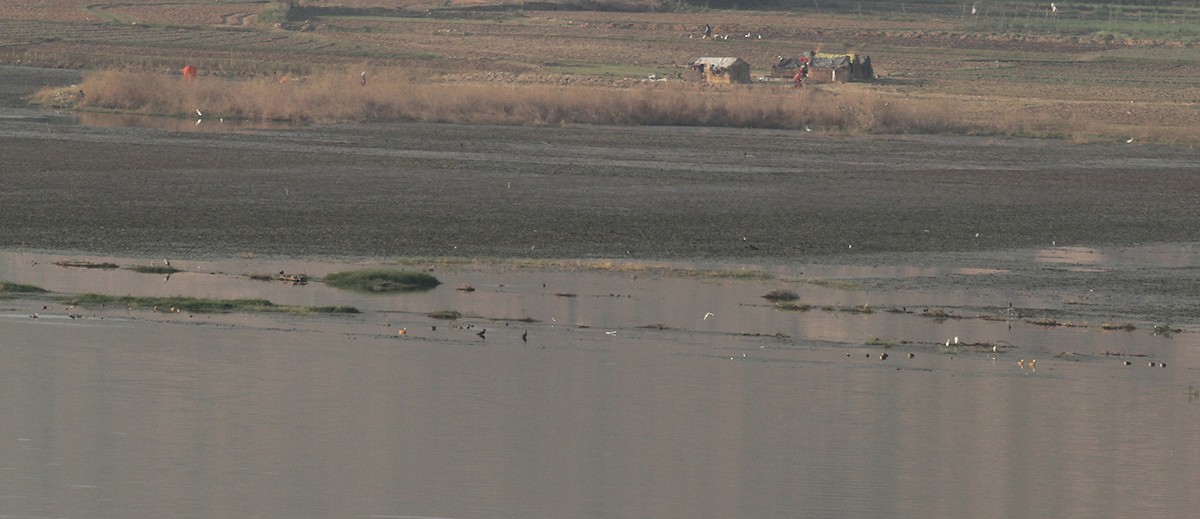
[1,250,1197,518]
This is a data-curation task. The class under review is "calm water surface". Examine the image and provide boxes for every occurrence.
[1,250,1197,518]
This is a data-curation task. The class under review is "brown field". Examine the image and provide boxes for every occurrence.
[3,1,1200,140]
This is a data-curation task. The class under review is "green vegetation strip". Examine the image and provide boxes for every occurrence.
[427,310,463,320]
[0,281,47,293]
[128,265,182,274]
[324,269,440,292]
[66,294,358,315]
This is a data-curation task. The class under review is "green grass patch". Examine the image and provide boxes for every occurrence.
[1100,322,1137,332]
[382,257,772,280]
[259,1,294,25]
[774,301,813,311]
[128,265,182,274]
[1152,323,1181,337]
[65,294,358,315]
[807,278,869,291]
[488,316,538,323]
[323,269,440,292]
[839,304,875,314]
[0,281,47,293]
[694,269,773,280]
[865,337,906,347]
[54,260,119,269]
[762,289,800,301]
[427,310,464,320]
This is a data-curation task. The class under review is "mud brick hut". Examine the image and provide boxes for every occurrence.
[806,53,874,83]
[689,57,751,84]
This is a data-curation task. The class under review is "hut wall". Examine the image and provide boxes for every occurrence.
[727,63,751,84]
[807,67,849,83]
[704,70,733,84]
[704,63,750,84]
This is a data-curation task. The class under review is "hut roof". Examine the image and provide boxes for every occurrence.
[774,57,806,69]
[690,57,747,68]
[810,55,852,69]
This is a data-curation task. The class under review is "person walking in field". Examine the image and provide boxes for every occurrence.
[703,24,712,38]
[182,65,197,81]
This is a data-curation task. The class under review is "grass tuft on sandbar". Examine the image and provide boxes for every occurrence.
[0,281,47,293]
[323,269,440,293]
[66,294,358,315]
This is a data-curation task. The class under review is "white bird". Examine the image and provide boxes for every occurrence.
[1126,137,1134,143]
[704,312,715,320]
[971,4,977,15]
[954,336,960,345]
[745,33,751,38]
[195,108,202,117]
[757,34,762,39]
[1051,3,1057,13]
[605,331,617,336]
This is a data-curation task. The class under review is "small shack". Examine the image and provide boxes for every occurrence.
[689,57,751,84]
[806,53,874,83]
[771,56,808,78]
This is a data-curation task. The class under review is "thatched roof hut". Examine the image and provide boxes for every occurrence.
[807,53,874,83]
[689,57,751,84]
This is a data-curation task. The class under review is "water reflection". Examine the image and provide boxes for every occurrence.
[1,249,1198,518]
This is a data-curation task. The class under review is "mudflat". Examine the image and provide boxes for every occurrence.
[3,66,1198,263]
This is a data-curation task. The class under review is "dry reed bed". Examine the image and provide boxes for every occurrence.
[73,69,1066,136]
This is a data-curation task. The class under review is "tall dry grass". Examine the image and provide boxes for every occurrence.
[76,68,1064,136]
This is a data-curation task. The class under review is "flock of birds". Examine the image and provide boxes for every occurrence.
[692,33,763,40]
